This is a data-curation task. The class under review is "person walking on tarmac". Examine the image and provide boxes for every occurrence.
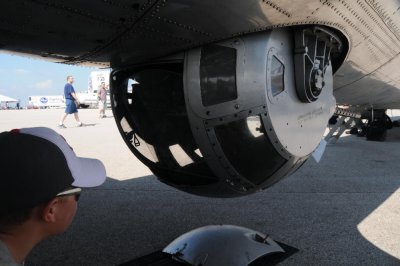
[58,75,83,128]
[97,82,108,118]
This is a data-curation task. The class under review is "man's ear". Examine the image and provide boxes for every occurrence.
[41,198,60,223]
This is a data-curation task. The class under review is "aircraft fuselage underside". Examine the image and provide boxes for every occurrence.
[1,1,400,196]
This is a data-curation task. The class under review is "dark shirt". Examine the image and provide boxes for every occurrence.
[64,83,75,100]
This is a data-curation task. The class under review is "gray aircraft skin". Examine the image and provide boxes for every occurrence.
[1,0,400,197]
[2,0,399,108]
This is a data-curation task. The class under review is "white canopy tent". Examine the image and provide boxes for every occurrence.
[0,94,18,103]
[0,94,19,109]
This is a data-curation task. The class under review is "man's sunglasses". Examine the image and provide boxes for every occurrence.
[56,187,82,202]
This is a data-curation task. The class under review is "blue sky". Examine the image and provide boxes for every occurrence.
[0,53,107,106]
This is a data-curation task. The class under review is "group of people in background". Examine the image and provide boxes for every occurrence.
[58,75,109,128]
[0,101,20,110]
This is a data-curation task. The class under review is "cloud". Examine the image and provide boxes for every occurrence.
[33,80,53,89]
[14,69,29,75]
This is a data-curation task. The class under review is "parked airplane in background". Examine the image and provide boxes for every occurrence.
[1,0,400,198]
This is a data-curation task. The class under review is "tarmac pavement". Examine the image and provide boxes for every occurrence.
[1,108,399,265]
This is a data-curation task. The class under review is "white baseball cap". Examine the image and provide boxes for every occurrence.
[0,127,106,212]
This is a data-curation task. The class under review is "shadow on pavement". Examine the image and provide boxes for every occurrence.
[26,130,400,265]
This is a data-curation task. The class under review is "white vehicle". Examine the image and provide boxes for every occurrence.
[75,91,99,108]
[28,95,65,109]
[88,70,110,93]
[76,70,111,108]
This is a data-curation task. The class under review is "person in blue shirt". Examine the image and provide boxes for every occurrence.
[58,75,83,128]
